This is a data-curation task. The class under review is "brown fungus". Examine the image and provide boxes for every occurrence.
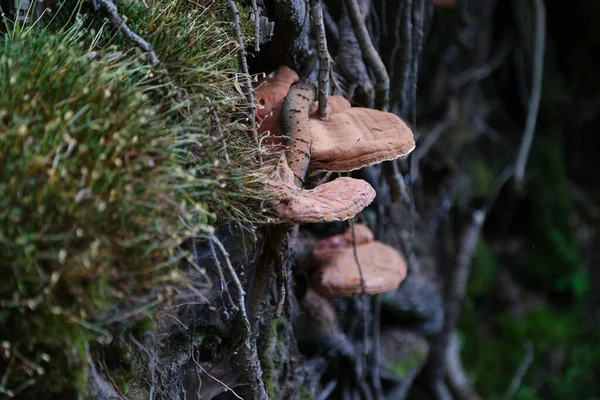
[309,224,407,298]
[265,156,376,223]
[255,66,300,149]
[308,107,415,174]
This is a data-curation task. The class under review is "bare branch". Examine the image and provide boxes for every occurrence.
[311,0,330,118]
[250,0,260,51]
[209,234,251,338]
[228,0,258,145]
[503,342,534,400]
[446,332,482,400]
[97,0,161,66]
[514,0,546,190]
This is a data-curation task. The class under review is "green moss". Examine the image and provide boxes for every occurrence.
[461,305,600,399]
[0,1,269,397]
[384,345,429,378]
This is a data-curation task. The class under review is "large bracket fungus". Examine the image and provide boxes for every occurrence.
[258,66,416,224]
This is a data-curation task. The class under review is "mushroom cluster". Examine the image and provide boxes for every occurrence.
[305,224,408,298]
[256,67,416,223]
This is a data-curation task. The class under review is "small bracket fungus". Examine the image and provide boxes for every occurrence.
[308,224,408,298]
[255,66,300,148]
[265,155,376,223]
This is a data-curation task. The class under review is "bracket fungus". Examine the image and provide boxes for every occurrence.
[260,67,415,225]
[255,66,300,149]
[307,224,407,298]
[265,155,376,223]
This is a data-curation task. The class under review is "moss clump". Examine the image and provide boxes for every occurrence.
[0,1,268,397]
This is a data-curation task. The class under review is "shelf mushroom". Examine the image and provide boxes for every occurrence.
[281,79,415,183]
[265,154,376,223]
[260,68,415,225]
[255,66,299,150]
[307,224,407,298]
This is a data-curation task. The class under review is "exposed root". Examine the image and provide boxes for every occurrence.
[97,0,161,66]
[207,239,236,312]
[344,0,390,111]
[209,234,251,338]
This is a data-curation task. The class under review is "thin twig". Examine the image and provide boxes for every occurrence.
[209,234,252,338]
[207,239,236,311]
[430,210,486,398]
[317,380,339,400]
[194,359,244,400]
[274,253,287,318]
[399,0,413,116]
[311,0,330,118]
[503,342,534,400]
[446,332,481,400]
[344,0,390,111]
[411,0,426,127]
[205,96,230,164]
[97,0,161,66]
[228,0,258,145]
[250,0,260,51]
[513,0,546,190]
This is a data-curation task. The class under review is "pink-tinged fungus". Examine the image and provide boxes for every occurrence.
[309,224,407,298]
[255,66,299,149]
[265,156,376,223]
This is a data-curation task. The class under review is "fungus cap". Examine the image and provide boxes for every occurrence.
[255,66,299,148]
[311,225,407,298]
[308,108,415,174]
[266,156,376,223]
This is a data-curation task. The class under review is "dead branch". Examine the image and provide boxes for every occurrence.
[430,210,485,399]
[311,0,331,118]
[503,342,534,400]
[228,0,258,144]
[513,0,546,190]
[446,332,481,400]
[317,380,338,400]
[97,0,161,66]
[206,239,236,312]
[344,0,390,111]
[209,234,251,337]
[250,0,260,51]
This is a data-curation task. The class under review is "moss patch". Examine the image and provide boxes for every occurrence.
[0,1,268,397]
